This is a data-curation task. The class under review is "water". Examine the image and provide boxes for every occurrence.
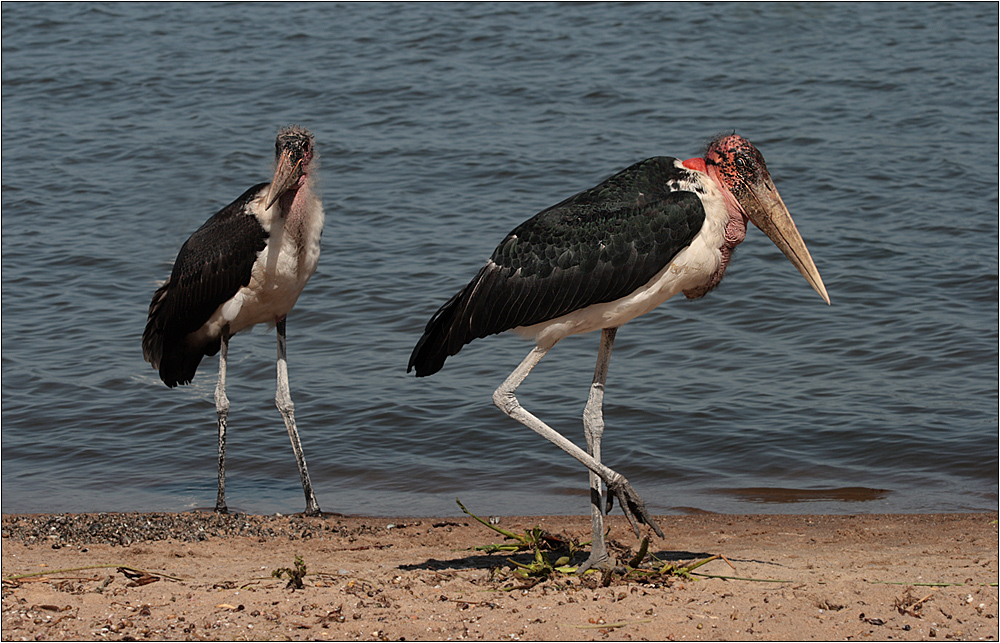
[2,3,996,518]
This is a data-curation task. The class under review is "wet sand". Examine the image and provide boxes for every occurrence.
[2,511,997,641]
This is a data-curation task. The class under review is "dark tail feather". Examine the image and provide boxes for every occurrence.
[143,281,218,388]
[151,338,209,388]
[409,262,518,377]
[407,288,466,377]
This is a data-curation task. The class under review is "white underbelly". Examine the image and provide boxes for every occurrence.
[517,218,725,349]
[199,230,320,340]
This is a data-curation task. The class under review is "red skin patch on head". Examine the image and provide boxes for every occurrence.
[678,146,750,300]
[681,157,707,173]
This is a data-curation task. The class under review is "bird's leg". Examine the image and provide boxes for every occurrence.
[215,328,231,514]
[578,327,618,574]
[275,317,321,516]
[493,344,663,546]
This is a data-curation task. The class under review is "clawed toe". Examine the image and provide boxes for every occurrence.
[577,552,609,575]
[577,552,625,577]
[606,477,664,539]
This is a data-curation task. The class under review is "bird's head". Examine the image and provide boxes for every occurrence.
[705,134,830,304]
[265,125,315,209]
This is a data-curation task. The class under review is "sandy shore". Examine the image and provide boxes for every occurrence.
[2,511,997,641]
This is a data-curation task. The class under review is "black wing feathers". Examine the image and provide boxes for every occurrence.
[409,157,707,377]
[143,183,269,387]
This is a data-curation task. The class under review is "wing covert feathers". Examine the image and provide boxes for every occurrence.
[408,157,706,377]
[143,184,269,387]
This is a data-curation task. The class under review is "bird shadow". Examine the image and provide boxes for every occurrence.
[397,547,715,573]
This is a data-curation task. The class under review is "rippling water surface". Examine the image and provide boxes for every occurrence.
[2,3,997,517]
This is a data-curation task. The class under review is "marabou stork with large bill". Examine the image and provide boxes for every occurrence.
[143,125,324,516]
[408,134,829,572]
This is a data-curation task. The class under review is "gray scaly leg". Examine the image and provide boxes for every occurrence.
[275,318,321,516]
[492,341,662,567]
[215,328,231,514]
[578,327,619,573]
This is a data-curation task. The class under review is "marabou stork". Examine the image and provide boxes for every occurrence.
[408,134,829,572]
[143,126,324,516]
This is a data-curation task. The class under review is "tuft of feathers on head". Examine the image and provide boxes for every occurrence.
[703,130,738,157]
[275,125,315,166]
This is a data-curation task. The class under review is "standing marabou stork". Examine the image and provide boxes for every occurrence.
[408,134,829,572]
[143,125,324,516]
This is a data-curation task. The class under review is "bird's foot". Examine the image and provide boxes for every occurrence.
[577,551,621,574]
[605,476,664,539]
[301,491,322,517]
[214,504,229,515]
[577,552,627,586]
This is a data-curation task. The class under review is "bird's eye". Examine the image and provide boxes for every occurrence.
[735,156,748,169]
